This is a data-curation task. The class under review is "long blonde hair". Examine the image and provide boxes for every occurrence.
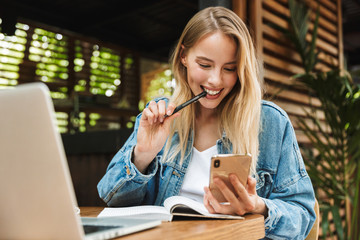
[163,6,262,176]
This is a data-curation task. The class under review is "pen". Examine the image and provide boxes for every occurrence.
[165,91,207,117]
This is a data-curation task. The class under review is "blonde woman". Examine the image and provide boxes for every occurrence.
[98,6,316,239]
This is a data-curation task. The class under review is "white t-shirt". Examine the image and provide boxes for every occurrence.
[179,145,218,203]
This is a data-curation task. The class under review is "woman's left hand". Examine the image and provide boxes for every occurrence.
[203,174,268,217]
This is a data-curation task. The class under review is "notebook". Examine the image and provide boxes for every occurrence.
[0,82,161,240]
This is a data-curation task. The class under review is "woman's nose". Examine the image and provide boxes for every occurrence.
[208,69,222,86]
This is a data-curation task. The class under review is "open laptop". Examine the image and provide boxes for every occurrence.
[0,82,161,240]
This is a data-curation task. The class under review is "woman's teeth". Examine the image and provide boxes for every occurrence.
[203,88,221,96]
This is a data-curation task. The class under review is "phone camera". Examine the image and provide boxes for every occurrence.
[214,159,220,168]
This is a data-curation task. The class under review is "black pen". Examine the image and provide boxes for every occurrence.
[165,91,207,117]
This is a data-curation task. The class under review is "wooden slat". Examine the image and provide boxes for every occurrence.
[304,0,337,23]
[262,23,338,57]
[262,9,339,53]
[277,0,338,23]
[318,0,337,13]
[263,0,337,34]
[262,25,339,66]
[263,38,334,71]
[294,130,312,145]
[263,54,304,74]
[272,99,325,120]
[264,69,294,85]
[264,82,322,107]
[289,115,329,131]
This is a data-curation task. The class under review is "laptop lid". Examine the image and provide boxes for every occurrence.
[0,83,160,239]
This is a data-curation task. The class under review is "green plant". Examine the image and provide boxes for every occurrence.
[276,0,360,239]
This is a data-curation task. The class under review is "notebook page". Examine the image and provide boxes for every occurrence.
[97,205,172,221]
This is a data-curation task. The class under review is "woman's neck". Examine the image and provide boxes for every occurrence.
[196,105,217,121]
[194,106,221,152]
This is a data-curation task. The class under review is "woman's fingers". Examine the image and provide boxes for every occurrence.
[147,101,159,123]
[204,187,230,214]
[213,177,247,215]
[158,100,166,123]
[142,100,175,124]
[246,176,257,195]
[205,175,262,217]
[214,177,239,203]
[206,175,258,216]
[203,187,216,214]
[229,174,247,200]
[165,102,176,117]
[142,107,155,125]
[229,174,256,213]
[142,101,178,124]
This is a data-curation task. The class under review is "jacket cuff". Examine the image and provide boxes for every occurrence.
[127,145,159,182]
[262,198,281,235]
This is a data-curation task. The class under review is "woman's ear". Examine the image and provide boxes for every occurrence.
[180,45,187,67]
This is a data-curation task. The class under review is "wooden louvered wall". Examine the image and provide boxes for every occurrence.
[233,0,344,238]
[234,0,343,147]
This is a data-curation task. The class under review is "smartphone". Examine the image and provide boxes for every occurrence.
[209,154,252,203]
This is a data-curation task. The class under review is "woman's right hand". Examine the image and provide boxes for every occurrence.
[133,100,180,173]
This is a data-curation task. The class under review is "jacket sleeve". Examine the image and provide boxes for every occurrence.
[97,112,160,207]
[261,120,316,239]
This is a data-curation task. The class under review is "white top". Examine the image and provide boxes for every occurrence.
[179,145,218,203]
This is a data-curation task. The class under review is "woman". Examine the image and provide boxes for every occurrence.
[98,6,316,239]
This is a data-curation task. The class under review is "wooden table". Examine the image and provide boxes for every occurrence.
[80,207,265,240]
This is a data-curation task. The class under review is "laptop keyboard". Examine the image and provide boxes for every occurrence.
[83,225,123,234]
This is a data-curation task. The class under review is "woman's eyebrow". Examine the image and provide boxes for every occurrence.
[196,56,213,62]
[196,56,237,65]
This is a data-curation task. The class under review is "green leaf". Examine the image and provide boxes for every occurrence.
[320,207,330,238]
[307,5,320,73]
[330,205,345,240]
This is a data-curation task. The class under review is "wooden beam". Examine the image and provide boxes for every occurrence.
[232,0,247,21]
[337,0,344,70]
[249,0,263,63]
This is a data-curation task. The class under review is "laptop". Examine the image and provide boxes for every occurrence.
[0,82,161,240]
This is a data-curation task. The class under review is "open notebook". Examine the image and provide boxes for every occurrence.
[0,83,161,240]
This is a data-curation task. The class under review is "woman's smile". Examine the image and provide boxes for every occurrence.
[201,86,223,99]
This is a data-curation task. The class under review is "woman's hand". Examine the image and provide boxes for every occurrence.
[203,174,268,217]
[133,100,180,173]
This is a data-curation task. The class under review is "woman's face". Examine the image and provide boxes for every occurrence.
[181,31,238,111]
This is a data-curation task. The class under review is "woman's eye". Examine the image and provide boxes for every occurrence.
[199,63,210,68]
[224,67,236,72]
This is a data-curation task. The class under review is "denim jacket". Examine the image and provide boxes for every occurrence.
[97,99,316,239]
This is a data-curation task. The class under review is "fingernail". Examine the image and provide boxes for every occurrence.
[167,110,172,115]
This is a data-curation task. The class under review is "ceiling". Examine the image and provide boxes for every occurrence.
[1,0,199,62]
[1,0,360,67]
